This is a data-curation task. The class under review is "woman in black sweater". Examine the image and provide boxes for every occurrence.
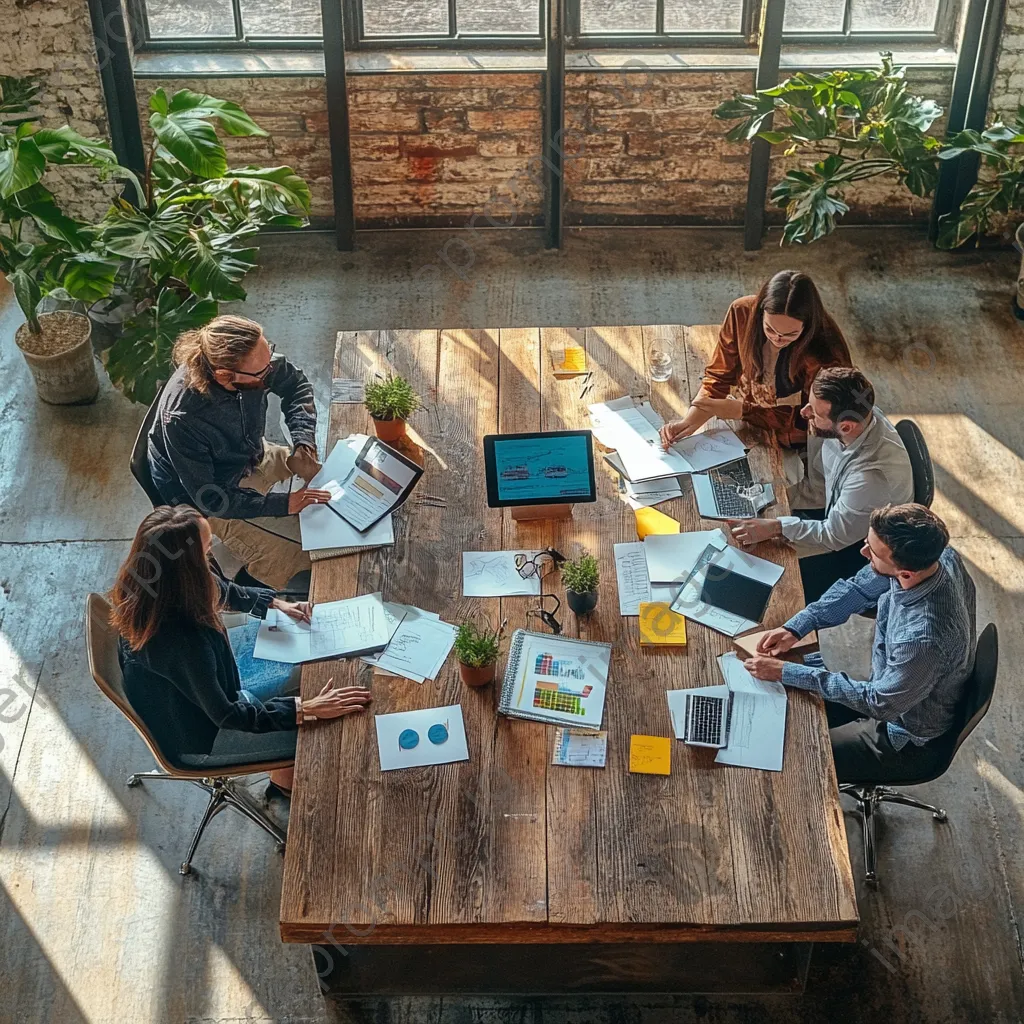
[112,505,371,794]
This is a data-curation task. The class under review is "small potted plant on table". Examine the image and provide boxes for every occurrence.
[561,553,600,617]
[454,620,503,687]
[364,374,420,443]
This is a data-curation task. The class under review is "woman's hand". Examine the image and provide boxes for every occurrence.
[272,598,312,624]
[302,679,372,721]
[659,419,696,449]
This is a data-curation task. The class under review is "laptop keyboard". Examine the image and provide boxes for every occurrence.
[708,459,759,518]
[688,694,726,746]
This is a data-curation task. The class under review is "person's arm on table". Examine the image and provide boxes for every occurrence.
[774,467,883,555]
[294,678,372,725]
[214,572,311,623]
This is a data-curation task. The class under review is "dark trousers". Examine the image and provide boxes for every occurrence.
[794,509,868,604]
[825,701,949,785]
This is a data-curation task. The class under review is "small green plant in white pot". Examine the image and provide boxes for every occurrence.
[561,553,600,617]
[364,374,420,442]
[454,620,503,687]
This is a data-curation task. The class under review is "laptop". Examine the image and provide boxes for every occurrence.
[692,457,775,519]
[681,685,733,749]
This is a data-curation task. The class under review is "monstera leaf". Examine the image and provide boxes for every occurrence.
[174,225,259,302]
[104,288,218,404]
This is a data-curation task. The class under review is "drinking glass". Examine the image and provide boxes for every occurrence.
[649,346,673,382]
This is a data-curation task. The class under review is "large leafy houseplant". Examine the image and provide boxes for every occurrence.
[0,75,134,332]
[715,54,943,244]
[935,108,1024,249]
[97,88,311,403]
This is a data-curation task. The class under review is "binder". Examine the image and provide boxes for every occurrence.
[498,629,612,730]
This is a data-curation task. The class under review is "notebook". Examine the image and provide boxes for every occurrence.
[498,629,612,730]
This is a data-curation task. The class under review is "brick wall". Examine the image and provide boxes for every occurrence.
[991,0,1024,120]
[136,73,544,227]
[1,0,112,220]
[138,65,958,229]
[564,71,755,224]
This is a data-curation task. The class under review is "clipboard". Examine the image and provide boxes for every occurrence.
[498,629,612,730]
[333,436,424,533]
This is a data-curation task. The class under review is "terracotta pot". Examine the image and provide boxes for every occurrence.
[372,416,406,443]
[566,589,598,616]
[459,660,496,687]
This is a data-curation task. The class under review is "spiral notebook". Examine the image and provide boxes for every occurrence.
[498,629,612,730]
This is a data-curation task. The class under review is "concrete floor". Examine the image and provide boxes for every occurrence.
[1,225,1023,1024]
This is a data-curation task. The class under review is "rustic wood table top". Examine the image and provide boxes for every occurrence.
[279,325,859,946]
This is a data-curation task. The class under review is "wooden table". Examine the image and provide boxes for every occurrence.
[280,325,858,962]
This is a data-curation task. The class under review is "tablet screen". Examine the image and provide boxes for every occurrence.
[485,431,596,506]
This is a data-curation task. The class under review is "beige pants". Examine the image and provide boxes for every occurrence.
[208,443,310,590]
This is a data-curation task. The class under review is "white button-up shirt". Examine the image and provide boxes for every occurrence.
[779,408,915,557]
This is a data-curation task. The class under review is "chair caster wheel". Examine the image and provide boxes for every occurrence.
[277,843,286,856]
[180,863,192,876]
[126,775,141,788]
[934,810,948,822]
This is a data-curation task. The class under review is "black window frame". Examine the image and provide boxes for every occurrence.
[130,0,959,52]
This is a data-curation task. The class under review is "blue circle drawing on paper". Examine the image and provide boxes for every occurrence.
[427,723,449,745]
[399,728,420,750]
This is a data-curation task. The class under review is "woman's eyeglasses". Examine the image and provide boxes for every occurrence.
[527,593,563,634]
[515,548,566,581]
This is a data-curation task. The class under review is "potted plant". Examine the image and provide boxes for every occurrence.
[561,553,600,617]
[95,87,312,403]
[454,620,503,687]
[1,75,134,403]
[364,373,420,442]
[714,53,942,244]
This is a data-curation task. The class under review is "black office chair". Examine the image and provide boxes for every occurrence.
[894,418,934,507]
[129,381,166,507]
[840,623,998,886]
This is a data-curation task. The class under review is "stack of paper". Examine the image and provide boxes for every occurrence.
[589,396,747,483]
[253,593,391,664]
[613,541,678,615]
[361,602,456,683]
[300,436,395,558]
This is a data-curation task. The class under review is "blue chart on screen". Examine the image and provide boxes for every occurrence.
[494,436,591,501]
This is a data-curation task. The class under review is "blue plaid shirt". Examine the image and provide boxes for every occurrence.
[781,547,976,750]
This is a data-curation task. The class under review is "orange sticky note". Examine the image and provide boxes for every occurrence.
[639,602,687,645]
[629,735,672,775]
[553,343,587,374]
[635,506,680,539]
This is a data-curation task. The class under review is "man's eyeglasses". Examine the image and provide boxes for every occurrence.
[515,548,566,581]
[232,342,277,382]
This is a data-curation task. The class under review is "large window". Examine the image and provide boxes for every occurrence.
[133,0,954,49]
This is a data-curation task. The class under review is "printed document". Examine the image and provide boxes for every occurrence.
[362,605,455,683]
[463,551,542,597]
[614,541,652,615]
[713,653,787,771]
[334,437,421,532]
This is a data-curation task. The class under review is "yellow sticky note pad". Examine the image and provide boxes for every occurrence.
[635,506,680,539]
[629,735,672,775]
[639,602,687,646]
[553,344,587,374]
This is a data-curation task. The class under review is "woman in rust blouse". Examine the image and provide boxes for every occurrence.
[660,270,852,453]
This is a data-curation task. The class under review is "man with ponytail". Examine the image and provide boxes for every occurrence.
[146,315,330,590]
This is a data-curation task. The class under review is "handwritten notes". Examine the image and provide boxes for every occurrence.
[638,602,687,645]
[629,735,672,775]
[614,541,652,616]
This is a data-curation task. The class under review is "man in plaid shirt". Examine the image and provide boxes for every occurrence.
[744,504,977,784]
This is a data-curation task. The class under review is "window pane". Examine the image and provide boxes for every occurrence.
[784,0,845,32]
[580,0,657,35]
[145,0,236,37]
[363,0,448,35]
[850,0,938,31]
[459,0,539,34]
[664,0,744,32]
[240,0,322,35]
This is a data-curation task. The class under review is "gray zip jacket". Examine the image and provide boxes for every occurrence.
[780,408,915,556]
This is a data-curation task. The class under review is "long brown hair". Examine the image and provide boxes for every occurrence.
[173,315,264,394]
[740,271,850,384]
[110,506,222,651]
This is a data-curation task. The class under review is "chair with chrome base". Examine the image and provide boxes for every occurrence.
[839,622,997,887]
[86,593,294,876]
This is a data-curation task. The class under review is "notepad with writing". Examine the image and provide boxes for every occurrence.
[499,630,612,730]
